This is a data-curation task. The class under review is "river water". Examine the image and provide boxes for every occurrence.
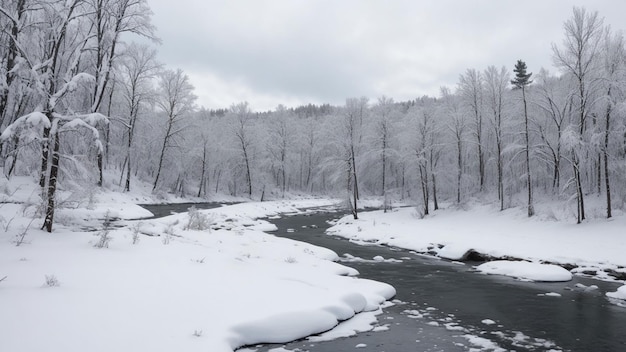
[140,204,626,351]
[255,210,626,352]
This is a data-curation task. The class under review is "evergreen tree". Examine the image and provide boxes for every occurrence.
[511,60,534,217]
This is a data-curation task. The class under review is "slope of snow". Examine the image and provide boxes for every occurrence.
[0,193,395,352]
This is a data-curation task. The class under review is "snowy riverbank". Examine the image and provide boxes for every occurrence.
[0,187,395,352]
[326,202,626,301]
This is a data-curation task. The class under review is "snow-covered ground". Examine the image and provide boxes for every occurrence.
[327,203,626,284]
[0,176,395,352]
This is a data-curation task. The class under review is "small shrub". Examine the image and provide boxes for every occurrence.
[131,222,142,245]
[86,189,96,210]
[412,206,426,219]
[94,211,112,248]
[13,218,36,247]
[1,215,11,232]
[185,206,212,231]
[285,256,297,264]
[44,275,60,287]
[94,231,111,248]
[162,223,175,245]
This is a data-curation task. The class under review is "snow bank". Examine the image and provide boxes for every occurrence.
[606,285,626,301]
[476,261,572,282]
[0,199,394,352]
[326,204,626,276]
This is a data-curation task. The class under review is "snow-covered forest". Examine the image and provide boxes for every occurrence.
[1,1,626,231]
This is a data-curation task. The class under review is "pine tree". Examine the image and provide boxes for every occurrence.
[511,60,534,217]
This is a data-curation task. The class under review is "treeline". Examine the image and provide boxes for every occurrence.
[1,3,625,231]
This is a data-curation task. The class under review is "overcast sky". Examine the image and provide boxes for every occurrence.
[146,0,625,111]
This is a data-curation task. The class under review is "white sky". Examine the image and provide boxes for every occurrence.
[146,0,626,111]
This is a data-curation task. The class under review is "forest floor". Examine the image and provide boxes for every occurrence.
[1,173,625,352]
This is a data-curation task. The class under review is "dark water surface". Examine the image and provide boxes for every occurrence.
[139,202,229,219]
[140,204,626,351]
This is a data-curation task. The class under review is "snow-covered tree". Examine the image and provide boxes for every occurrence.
[152,68,196,191]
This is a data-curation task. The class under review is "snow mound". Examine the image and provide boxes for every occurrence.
[606,285,626,300]
[476,261,572,282]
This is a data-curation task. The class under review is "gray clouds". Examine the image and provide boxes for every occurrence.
[147,0,626,110]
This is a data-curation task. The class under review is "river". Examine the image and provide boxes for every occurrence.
[141,203,626,352]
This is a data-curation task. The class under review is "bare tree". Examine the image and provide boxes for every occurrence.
[598,28,625,218]
[458,68,485,191]
[441,87,466,204]
[0,0,28,127]
[342,97,366,219]
[552,6,604,223]
[230,102,254,197]
[484,65,510,210]
[118,43,160,192]
[372,96,395,200]
[152,68,196,191]
[266,105,293,197]
[411,102,438,215]
[533,69,571,193]
[86,0,156,185]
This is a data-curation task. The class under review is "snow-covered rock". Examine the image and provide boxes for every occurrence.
[606,285,626,301]
[475,261,572,282]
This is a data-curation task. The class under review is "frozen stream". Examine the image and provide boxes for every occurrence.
[140,204,626,351]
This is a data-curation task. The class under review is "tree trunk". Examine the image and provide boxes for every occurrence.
[6,136,19,177]
[40,125,51,188]
[197,144,207,198]
[153,118,173,191]
[430,151,439,211]
[522,87,534,217]
[456,136,462,204]
[604,88,612,219]
[352,171,358,220]
[124,148,131,192]
[42,129,60,233]
[497,139,504,211]
[381,136,386,197]
[242,146,252,197]
[419,163,429,216]
[573,155,585,224]
[152,139,167,191]
[97,152,103,187]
